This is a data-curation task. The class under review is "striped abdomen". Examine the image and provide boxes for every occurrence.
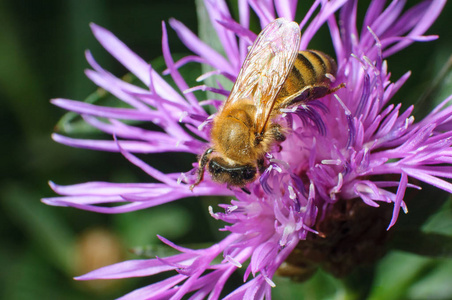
[277,50,337,99]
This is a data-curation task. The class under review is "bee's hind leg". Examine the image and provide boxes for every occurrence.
[257,158,267,174]
[282,82,346,108]
[240,187,251,194]
[190,148,214,190]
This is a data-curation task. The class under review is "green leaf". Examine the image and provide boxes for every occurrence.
[195,0,223,55]
[406,260,452,299]
[195,0,231,104]
[422,199,452,235]
[369,250,452,300]
[272,270,343,299]
[368,251,433,300]
[412,51,452,118]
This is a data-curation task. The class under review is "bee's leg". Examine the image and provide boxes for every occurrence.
[240,187,251,194]
[283,82,346,107]
[226,184,250,194]
[270,124,286,142]
[330,82,346,93]
[190,148,214,190]
[318,82,345,100]
[257,158,266,174]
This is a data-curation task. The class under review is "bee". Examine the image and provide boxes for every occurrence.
[190,18,343,189]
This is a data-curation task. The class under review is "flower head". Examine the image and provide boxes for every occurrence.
[44,0,450,298]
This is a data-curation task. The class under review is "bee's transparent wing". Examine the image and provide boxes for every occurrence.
[224,18,301,134]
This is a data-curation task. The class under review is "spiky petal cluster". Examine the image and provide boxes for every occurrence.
[43,0,450,298]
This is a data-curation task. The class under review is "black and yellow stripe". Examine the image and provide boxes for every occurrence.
[277,50,337,99]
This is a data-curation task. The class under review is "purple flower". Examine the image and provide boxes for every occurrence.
[43,0,450,298]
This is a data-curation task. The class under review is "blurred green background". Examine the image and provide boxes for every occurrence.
[1,0,451,299]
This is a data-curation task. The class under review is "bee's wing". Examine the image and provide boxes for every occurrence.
[225,18,301,134]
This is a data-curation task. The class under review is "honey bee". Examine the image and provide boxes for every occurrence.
[190,18,343,189]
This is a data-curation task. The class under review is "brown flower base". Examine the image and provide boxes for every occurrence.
[277,198,394,280]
